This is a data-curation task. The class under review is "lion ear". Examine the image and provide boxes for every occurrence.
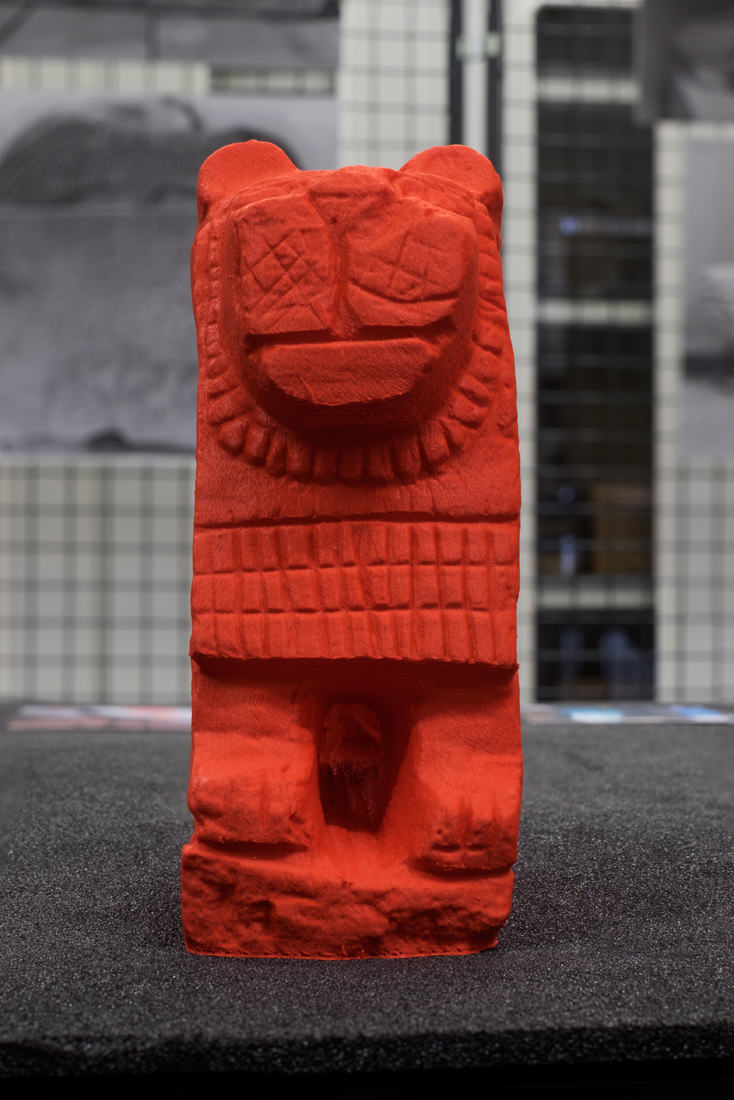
[400,144,503,225]
[197,140,298,223]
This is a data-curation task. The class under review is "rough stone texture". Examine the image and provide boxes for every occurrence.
[182,141,521,958]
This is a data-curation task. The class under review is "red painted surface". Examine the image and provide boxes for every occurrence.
[181,142,522,958]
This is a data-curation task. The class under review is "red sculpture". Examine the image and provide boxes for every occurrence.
[181,141,522,958]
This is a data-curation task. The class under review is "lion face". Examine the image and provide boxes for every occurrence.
[223,167,478,433]
[193,142,507,483]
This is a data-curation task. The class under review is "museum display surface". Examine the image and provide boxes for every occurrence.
[1,705,731,1092]
[181,141,522,958]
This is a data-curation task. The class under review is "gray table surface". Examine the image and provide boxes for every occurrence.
[1,714,732,1084]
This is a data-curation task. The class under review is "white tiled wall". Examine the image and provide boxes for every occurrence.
[0,457,194,703]
[0,56,209,95]
[502,0,540,702]
[338,0,449,168]
[0,55,334,98]
[0,39,337,706]
[655,122,734,702]
[507,0,734,704]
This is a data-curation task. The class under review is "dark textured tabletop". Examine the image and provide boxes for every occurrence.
[1,707,732,1092]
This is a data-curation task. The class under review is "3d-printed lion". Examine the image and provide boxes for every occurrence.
[182,142,521,959]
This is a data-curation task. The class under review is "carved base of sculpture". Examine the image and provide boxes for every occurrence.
[181,141,522,958]
[182,660,521,958]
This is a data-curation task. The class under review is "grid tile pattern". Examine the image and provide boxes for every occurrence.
[0,56,333,98]
[0,459,194,703]
[655,122,734,703]
[502,0,539,700]
[338,0,449,168]
[505,0,657,701]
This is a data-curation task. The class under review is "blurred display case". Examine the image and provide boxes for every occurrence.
[534,4,655,700]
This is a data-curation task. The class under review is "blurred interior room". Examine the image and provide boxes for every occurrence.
[0,0,732,708]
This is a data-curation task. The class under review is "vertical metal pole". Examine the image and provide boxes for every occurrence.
[487,0,502,174]
[462,0,489,156]
[449,0,464,145]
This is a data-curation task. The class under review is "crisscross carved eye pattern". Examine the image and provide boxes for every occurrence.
[238,201,335,335]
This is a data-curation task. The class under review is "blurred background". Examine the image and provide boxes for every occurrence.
[0,0,731,706]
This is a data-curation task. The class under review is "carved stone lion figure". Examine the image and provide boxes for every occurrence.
[181,142,521,958]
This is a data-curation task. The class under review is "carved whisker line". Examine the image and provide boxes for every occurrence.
[461,525,477,661]
[408,524,418,661]
[365,573,382,660]
[233,525,248,656]
[275,526,294,619]
[483,526,496,665]
[433,523,449,661]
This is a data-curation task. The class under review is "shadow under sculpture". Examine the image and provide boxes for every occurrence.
[181,141,522,958]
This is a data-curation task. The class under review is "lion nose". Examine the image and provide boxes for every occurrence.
[308,170,392,225]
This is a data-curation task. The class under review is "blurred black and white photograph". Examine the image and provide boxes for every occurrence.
[0,0,339,451]
[682,138,734,460]
[637,0,734,123]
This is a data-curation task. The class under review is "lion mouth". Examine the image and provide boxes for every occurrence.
[258,337,433,406]
[246,318,458,413]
